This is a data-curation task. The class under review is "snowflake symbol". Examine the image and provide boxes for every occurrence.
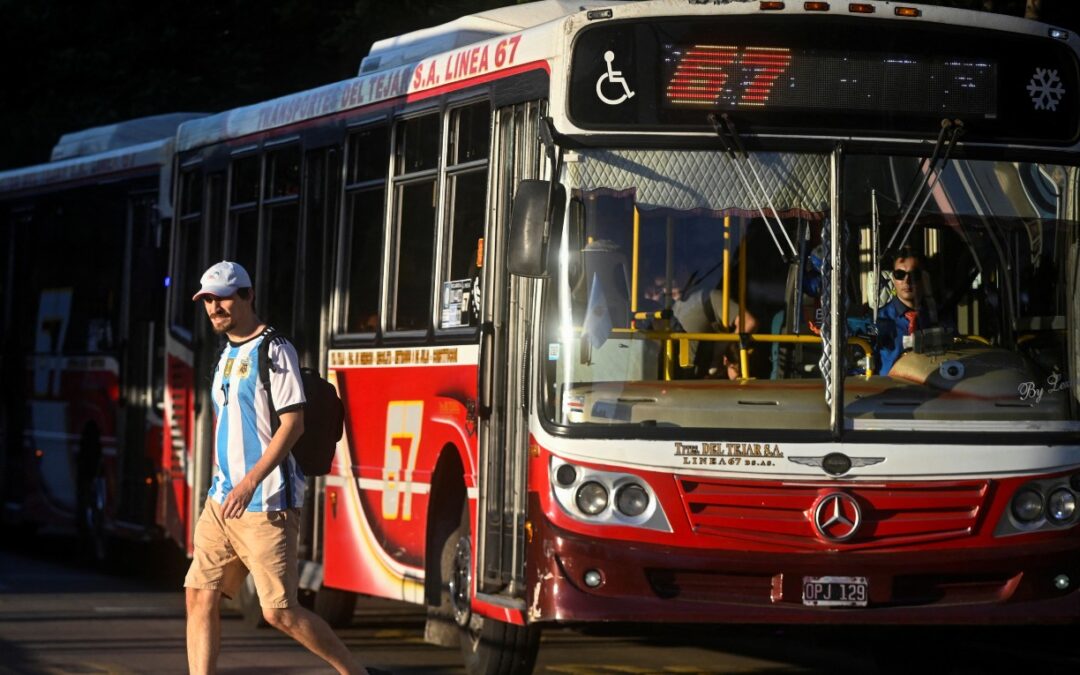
[1027,68,1066,111]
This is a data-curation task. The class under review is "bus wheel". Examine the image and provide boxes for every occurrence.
[313,585,357,629]
[449,505,540,675]
[238,575,268,628]
[77,426,109,565]
[83,475,110,565]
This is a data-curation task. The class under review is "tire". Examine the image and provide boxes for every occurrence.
[238,575,268,628]
[447,504,540,675]
[313,585,357,629]
[77,424,109,567]
[424,494,465,648]
[84,475,110,567]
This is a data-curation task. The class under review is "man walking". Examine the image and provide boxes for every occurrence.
[184,261,369,674]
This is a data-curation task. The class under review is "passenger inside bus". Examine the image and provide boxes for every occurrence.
[672,289,762,379]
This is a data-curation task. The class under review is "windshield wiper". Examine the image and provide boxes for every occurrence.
[885,118,964,255]
[709,113,798,262]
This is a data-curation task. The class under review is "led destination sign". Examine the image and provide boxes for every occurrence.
[569,17,1079,144]
[661,44,997,117]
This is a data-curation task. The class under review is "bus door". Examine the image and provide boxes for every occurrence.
[476,101,544,598]
[0,209,30,514]
[116,193,166,528]
[297,145,340,369]
[298,144,341,561]
[258,143,304,342]
[165,166,224,552]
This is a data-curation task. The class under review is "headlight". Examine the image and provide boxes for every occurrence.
[1011,488,1044,523]
[1046,488,1077,523]
[615,484,649,517]
[555,463,578,487]
[575,481,609,516]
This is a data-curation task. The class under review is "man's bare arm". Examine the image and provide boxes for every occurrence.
[221,409,304,518]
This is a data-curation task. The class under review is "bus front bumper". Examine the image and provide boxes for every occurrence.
[526,501,1080,625]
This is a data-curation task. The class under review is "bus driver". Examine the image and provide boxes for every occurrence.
[876,247,938,376]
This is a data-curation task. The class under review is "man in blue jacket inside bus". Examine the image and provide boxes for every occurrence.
[876,246,938,376]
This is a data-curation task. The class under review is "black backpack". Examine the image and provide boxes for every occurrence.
[257,329,344,476]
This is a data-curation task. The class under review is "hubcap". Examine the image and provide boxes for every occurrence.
[448,534,472,627]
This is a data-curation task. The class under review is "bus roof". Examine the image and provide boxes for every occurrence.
[0,113,205,199]
[173,0,1076,155]
[360,0,625,75]
[174,0,620,154]
[50,113,208,161]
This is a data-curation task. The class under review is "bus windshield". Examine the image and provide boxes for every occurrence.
[843,155,1079,432]
[541,148,1080,433]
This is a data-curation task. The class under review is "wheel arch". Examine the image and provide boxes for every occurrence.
[425,442,467,607]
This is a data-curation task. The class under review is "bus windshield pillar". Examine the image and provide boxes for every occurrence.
[829,144,844,437]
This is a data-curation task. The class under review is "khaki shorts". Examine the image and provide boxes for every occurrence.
[183,499,300,609]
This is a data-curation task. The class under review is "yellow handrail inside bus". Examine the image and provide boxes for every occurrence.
[737,222,748,378]
[722,215,731,328]
[599,328,875,379]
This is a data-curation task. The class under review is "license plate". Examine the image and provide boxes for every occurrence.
[802,576,868,607]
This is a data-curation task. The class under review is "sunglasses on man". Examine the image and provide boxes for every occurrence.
[891,268,918,281]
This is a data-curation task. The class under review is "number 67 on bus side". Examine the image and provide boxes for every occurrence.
[382,401,424,521]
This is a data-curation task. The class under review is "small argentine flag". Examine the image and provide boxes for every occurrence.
[583,272,613,350]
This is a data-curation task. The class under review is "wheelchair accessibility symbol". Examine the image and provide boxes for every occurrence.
[596,51,635,106]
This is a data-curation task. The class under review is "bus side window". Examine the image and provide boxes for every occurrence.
[263,145,302,335]
[390,113,440,332]
[228,154,260,297]
[341,123,389,335]
[171,168,203,340]
[441,100,490,329]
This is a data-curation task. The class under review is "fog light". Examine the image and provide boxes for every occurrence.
[583,569,603,588]
[576,481,609,516]
[615,484,649,517]
[1046,488,1076,523]
[1053,574,1071,591]
[1011,488,1044,523]
[555,463,578,487]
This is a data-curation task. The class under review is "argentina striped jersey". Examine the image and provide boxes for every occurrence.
[206,329,306,511]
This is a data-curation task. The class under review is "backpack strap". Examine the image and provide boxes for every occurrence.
[257,326,297,508]
[257,327,279,432]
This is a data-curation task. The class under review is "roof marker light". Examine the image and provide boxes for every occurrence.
[804,1,829,10]
[759,1,785,10]
[895,6,921,17]
[849,2,874,12]
[586,9,613,20]
[1049,28,1069,40]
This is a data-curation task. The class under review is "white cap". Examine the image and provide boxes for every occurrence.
[192,261,252,301]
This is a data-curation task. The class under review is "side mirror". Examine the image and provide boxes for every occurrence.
[508,179,565,278]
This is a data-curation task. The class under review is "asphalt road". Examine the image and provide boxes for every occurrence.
[0,533,1076,674]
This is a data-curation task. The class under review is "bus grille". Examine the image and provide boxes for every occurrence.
[677,477,990,550]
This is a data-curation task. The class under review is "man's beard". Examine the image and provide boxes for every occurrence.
[211,314,234,334]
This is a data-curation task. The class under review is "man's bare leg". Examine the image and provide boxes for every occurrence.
[186,587,222,675]
[263,605,369,675]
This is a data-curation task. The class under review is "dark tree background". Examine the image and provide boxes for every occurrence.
[1,0,1077,171]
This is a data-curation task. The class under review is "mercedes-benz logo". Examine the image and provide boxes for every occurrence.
[788,454,884,476]
[813,492,862,543]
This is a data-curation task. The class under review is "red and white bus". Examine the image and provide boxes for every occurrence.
[10,0,1070,672]
[165,1,1080,671]
[0,113,205,560]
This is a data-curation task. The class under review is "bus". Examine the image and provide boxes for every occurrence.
[162,0,1080,671]
[11,0,1073,673]
[0,113,205,560]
